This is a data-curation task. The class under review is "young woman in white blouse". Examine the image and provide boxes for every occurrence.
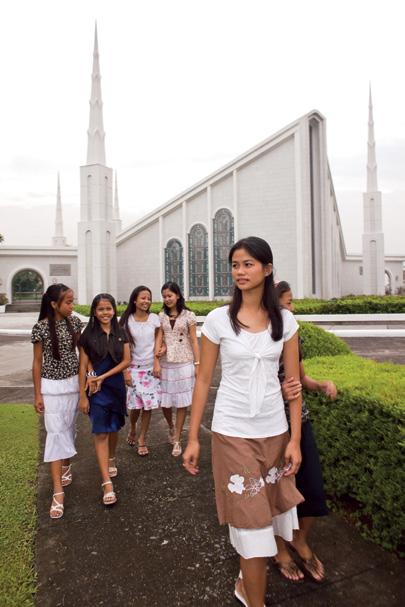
[183,236,303,607]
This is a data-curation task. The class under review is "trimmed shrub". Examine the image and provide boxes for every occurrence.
[304,354,405,552]
[76,295,405,316]
[298,321,351,359]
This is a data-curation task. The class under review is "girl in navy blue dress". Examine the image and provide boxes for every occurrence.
[79,293,130,506]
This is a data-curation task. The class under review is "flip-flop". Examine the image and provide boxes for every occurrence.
[270,557,304,582]
[299,553,325,583]
[137,444,149,456]
[126,435,136,447]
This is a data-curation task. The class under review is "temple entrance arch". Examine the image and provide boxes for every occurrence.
[11,269,44,302]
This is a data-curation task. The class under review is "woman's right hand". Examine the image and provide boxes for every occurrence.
[153,359,161,378]
[182,439,200,475]
[34,395,44,414]
[281,377,302,401]
[79,395,90,414]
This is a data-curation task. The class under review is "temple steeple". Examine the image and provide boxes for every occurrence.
[113,172,119,220]
[52,173,67,247]
[367,84,378,193]
[362,84,385,294]
[86,23,106,165]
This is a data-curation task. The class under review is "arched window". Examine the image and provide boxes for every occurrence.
[164,239,184,290]
[188,224,208,297]
[213,209,234,296]
[12,269,44,302]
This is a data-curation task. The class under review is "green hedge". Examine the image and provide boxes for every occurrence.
[294,295,405,314]
[298,321,351,359]
[75,295,405,317]
[304,354,405,552]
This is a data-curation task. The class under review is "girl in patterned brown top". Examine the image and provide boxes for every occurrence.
[154,282,200,457]
[32,283,82,519]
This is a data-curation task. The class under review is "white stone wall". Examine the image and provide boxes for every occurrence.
[116,222,160,302]
[0,249,78,303]
[237,136,298,291]
[186,191,208,230]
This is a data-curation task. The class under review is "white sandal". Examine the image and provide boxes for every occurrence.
[61,464,72,487]
[101,480,117,506]
[108,457,118,478]
[50,492,65,519]
[234,572,265,607]
[171,441,182,457]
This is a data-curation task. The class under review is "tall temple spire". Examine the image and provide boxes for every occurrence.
[113,171,120,220]
[52,173,67,247]
[367,83,378,192]
[362,84,385,295]
[86,22,106,165]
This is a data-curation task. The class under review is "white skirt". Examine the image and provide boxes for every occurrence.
[41,375,79,463]
[228,506,299,559]
[160,361,195,408]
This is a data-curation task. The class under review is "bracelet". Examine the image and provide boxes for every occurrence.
[86,371,97,377]
[193,361,200,366]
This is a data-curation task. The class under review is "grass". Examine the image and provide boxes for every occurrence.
[0,405,38,607]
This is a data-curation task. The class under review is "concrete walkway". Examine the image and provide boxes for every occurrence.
[34,392,404,607]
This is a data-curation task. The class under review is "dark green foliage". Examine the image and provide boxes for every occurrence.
[76,295,405,316]
[304,354,405,553]
[298,321,351,359]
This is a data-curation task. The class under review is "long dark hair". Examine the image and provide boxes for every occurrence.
[161,282,188,316]
[38,283,75,359]
[119,285,152,348]
[80,293,124,363]
[228,236,283,341]
[275,281,291,299]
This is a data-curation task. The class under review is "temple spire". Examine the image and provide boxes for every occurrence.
[367,83,378,192]
[52,173,67,247]
[86,22,106,165]
[113,171,120,220]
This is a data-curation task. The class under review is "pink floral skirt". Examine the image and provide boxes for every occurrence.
[127,363,161,411]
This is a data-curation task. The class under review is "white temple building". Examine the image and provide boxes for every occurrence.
[0,28,404,307]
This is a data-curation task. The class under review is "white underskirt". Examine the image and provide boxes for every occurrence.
[41,375,79,463]
[229,506,299,559]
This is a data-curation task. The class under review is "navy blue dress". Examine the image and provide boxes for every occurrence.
[89,354,127,434]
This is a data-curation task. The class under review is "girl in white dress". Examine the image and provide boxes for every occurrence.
[183,237,303,607]
[120,286,162,456]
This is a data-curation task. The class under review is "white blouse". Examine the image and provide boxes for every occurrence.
[202,306,298,438]
[127,313,160,366]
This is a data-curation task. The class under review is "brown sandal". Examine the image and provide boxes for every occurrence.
[299,553,325,582]
[271,557,304,582]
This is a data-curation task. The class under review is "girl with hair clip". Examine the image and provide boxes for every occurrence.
[119,285,163,456]
[273,280,337,583]
[154,281,200,457]
[183,237,303,607]
[79,293,130,506]
[31,283,82,519]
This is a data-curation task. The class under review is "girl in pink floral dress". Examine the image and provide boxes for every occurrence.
[120,286,162,456]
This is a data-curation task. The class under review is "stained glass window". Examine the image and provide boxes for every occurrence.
[188,224,208,297]
[164,239,184,291]
[213,208,234,296]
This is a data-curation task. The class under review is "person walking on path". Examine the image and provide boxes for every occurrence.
[273,281,337,583]
[183,236,303,607]
[119,286,162,456]
[154,282,200,457]
[32,283,82,519]
[78,293,130,506]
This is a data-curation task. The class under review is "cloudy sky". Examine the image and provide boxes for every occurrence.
[0,0,404,254]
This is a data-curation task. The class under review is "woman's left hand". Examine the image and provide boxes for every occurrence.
[283,440,302,477]
[87,375,104,393]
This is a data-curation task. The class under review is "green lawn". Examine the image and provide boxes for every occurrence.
[0,405,38,607]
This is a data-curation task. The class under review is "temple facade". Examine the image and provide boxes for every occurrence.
[0,28,403,306]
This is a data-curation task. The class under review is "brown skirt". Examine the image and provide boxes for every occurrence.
[212,431,304,529]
